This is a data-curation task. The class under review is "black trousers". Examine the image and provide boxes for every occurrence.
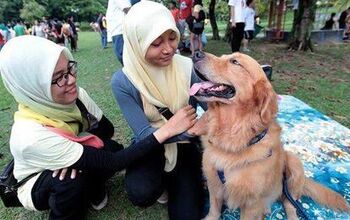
[31,142,122,220]
[69,35,77,51]
[230,22,245,52]
[125,143,204,220]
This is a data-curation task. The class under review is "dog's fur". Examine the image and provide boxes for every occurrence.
[190,52,350,220]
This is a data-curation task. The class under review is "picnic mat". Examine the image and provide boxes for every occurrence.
[204,95,350,220]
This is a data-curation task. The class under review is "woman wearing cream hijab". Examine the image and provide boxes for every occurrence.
[0,35,196,219]
[111,1,207,219]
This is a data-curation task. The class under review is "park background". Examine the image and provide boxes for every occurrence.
[0,0,350,219]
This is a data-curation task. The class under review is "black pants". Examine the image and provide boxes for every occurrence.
[31,142,122,220]
[69,35,77,51]
[230,22,245,52]
[125,143,204,220]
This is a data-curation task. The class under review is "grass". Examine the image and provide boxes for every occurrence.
[0,31,349,219]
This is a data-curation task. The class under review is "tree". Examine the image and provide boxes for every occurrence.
[1,0,23,22]
[288,0,317,51]
[69,0,105,21]
[208,0,220,40]
[20,0,46,22]
[0,0,8,22]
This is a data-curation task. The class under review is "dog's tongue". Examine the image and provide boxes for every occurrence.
[190,82,214,96]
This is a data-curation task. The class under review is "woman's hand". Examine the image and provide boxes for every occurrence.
[154,105,197,143]
[52,168,81,180]
[187,112,208,136]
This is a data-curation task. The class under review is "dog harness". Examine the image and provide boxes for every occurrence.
[217,128,268,184]
[216,128,310,220]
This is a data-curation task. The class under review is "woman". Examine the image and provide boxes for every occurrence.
[0,35,197,219]
[186,4,205,56]
[111,1,206,219]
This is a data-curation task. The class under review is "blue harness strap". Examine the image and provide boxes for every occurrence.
[217,170,226,184]
[216,129,268,184]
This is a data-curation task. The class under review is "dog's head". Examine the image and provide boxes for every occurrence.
[190,52,278,139]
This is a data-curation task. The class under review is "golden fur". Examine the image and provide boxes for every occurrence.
[190,52,350,220]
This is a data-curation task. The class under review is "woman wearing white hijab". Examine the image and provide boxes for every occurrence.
[111,1,207,219]
[0,35,196,219]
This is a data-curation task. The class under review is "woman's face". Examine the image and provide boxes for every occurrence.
[145,29,178,67]
[51,53,78,105]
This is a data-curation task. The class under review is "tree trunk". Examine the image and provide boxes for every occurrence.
[208,0,220,40]
[288,0,316,52]
[224,5,231,42]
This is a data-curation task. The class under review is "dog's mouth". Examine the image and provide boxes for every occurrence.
[190,69,236,99]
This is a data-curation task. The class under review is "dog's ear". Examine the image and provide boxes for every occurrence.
[253,79,277,125]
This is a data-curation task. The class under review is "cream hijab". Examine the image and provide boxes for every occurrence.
[0,35,84,134]
[123,1,193,171]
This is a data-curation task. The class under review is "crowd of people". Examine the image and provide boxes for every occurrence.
[87,0,261,59]
[0,16,79,52]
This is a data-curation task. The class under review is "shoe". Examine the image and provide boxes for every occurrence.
[91,193,108,211]
[157,191,168,204]
[242,48,251,52]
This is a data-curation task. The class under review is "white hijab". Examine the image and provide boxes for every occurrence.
[0,36,83,133]
[122,1,193,171]
[122,0,192,112]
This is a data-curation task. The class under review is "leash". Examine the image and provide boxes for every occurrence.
[282,172,309,220]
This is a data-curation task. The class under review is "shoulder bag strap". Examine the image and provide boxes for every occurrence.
[76,99,99,131]
[154,106,174,120]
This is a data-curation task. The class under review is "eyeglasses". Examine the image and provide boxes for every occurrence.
[51,61,77,87]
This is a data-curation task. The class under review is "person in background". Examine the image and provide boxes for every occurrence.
[178,0,193,40]
[242,0,255,52]
[169,1,180,31]
[0,22,9,50]
[32,20,46,38]
[0,35,196,219]
[13,20,26,37]
[228,0,246,52]
[67,15,78,52]
[321,12,337,30]
[97,13,108,49]
[24,22,32,35]
[111,1,206,219]
[106,0,131,65]
[339,7,350,29]
[344,13,350,40]
[0,30,4,51]
[186,4,205,56]
[52,19,65,46]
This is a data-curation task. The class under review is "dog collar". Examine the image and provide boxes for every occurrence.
[217,129,269,184]
[247,128,268,147]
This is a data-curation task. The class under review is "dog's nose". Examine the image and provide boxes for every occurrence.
[192,51,205,63]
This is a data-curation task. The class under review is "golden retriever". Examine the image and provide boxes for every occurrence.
[189,52,350,220]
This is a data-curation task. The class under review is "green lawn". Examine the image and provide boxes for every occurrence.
[0,31,349,219]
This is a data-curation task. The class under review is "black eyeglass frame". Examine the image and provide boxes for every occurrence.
[51,60,77,87]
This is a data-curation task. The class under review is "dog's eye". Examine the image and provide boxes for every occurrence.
[229,58,240,65]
